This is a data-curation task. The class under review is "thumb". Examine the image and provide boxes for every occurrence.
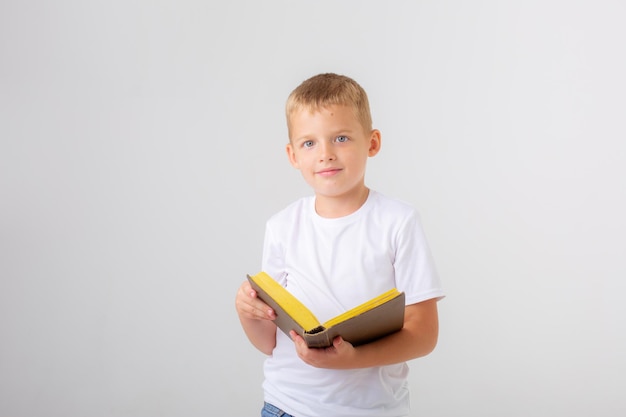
[332,336,344,348]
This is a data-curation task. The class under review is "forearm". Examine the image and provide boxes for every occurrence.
[239,315,277,355]
[348,299,439,368]
[351,323,437,368]
[235,280,278,355]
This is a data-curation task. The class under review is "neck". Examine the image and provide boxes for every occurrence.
[315,187,370,218]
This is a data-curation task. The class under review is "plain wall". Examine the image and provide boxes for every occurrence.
[1,1,624,416]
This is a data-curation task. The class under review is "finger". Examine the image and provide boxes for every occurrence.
[332,336,344,348]
[250,304,275,320]
[290,330,304,345]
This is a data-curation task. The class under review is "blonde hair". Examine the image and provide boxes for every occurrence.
[285,73,372,137]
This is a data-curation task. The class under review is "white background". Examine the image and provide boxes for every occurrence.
[1,1,625,416]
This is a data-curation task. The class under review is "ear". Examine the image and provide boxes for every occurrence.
[368,129,382,157]
[286,142,300,169]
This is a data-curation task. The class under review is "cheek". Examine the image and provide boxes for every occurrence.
[345,153,368,170]
[292,154,314,171]
[288,149,305,168]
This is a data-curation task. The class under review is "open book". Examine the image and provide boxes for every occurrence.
[247,272,405,348]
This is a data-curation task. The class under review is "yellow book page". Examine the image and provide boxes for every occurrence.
[322,288,401,329]
[249,272,321,331]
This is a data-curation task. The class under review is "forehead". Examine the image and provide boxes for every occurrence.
[289,104,359,127]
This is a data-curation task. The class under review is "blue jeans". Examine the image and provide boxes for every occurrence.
[261,402,295,417]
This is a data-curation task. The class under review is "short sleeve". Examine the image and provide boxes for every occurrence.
[261,220,288,286]
[393,209,445,305]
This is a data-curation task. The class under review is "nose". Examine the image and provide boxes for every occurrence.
[318,141,336,162]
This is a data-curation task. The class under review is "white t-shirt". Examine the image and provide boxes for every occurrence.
[261,190,444,417]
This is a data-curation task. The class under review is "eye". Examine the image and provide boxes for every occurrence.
[335,135,349,143]
[303,140,314,148]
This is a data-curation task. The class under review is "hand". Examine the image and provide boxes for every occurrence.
[235,281,275,321]
[290,331,356,369]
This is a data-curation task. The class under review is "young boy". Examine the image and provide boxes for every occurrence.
[235,73,444,417]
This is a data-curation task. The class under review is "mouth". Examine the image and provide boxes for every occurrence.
[316,168,342,177]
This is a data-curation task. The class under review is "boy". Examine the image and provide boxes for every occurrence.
[235,73,444,417]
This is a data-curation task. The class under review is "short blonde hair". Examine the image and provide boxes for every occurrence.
[286,73,372,138]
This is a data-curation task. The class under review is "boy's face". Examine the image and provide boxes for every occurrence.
[286,104,381,203]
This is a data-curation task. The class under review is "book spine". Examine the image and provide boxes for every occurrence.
[304,332,331,348]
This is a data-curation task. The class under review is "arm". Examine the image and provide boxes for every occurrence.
[290,298,439,369]
[235,280,278,355]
